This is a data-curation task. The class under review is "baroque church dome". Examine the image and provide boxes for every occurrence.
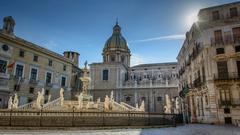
[102,22,131,67]
[103,22,130,51]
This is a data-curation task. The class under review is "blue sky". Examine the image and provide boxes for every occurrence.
[0,0,238,67]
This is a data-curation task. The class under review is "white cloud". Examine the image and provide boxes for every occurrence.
[131,34,185,43]
[130,53,157,66]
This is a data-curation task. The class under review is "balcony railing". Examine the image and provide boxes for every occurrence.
[211,35,240,47]
[0,78,8,86]
[213,72,240,80]
[219,99,240,107]
[0,72,10,79]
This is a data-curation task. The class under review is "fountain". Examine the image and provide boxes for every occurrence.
[16,63,141,112]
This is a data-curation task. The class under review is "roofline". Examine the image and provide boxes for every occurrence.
[131,62,178,68]
[0,32,74,64]
[199,1,240,14]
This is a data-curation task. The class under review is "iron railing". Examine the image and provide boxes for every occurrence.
[213,72,240,80]
[211,35,240,47]
[219,99,240,107]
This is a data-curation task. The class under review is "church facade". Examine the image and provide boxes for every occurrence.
[89,23,178,112]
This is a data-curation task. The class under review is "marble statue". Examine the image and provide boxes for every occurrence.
[36,91,42,109]
[12,93,19,109]
[139,100,145,111]
[110,91,114,102]
[97,98,100,104]
[109,91,115,110]
[60,88,64,106]
[77,92,83,109]
[164,94,172,114]
[135,103,139,110]
[41,88,45,105]
[84,60,88,69]
[48,94,51,103]
[174,97,180,114]
[104,95,110,111]
[8,96,12,109]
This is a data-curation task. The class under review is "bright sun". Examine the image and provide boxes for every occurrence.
[185,13,198,27]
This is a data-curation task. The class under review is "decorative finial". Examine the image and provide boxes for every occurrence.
[116,17,118,25]
[84,60,88,69]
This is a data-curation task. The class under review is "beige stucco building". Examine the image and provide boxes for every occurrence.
[90,22,178,112]
[177,2,240,125]
[0,16,82,108]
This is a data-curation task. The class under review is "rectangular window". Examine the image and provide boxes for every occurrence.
[0,59,7,73]
[237,61,240,77]
[30,68,38,81]
[217,61,228,79]
[19,50,24,57]
[232,27,240,43]
[235,46,240,52]
[63,65,66,71]
[45,89,49,95]
[220,89,231,102]
[48,59,52,67]
[126,96,131,102]
[46,72,52,84]
[33,55,38,62]
[61,76,66,87]
[224,108,230,114]
[216,48,225,54]
[157,96,162,101]
[214,30,223,43]
[29,87,34,94]
[15,64,24,78]
[230,7,238,18]
[212,10,220,20]
[102,69,109,80]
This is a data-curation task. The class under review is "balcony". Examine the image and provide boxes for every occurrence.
[213,72,240,81]
[0,72,10,79]
[211,35,240,47]
[219,99,240,107]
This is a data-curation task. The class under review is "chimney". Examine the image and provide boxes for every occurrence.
[2,16,15,35]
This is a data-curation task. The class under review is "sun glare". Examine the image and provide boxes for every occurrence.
[186,12,198,27]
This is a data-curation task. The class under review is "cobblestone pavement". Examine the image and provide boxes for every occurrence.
[0,124,240,135]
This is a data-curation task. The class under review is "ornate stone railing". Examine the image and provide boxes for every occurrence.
[112,101,129,111]
[43,98,61,110]
[18,101,36,110]
[120,102,138,111]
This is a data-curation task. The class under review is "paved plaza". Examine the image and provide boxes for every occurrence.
[0,124,240,135]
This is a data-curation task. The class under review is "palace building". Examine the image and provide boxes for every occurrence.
[0,16,82,108]
[177,2,240,125]
[89,22,178,112]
